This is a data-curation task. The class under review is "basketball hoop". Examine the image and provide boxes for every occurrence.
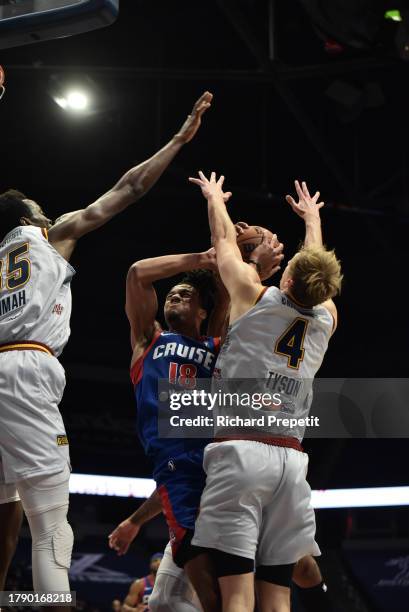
[0,65,5,100]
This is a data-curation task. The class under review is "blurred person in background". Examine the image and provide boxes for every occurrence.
[122,553,163,612]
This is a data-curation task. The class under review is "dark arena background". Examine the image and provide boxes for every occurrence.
[1,1,409,611]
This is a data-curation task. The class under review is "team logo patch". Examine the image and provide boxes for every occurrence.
[168,459,176,472]
[57,435,69,446]
[52,303,64,316]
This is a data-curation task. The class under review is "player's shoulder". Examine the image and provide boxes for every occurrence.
[130,577,145,592]
[124,578,145,604]
[313,300,335,321]
[1,225,46,249]
[23,225,49,240]
[256,285,280,303]
[317,299,338,334]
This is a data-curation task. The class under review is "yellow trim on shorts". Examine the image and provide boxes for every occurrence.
[0,342,53,356]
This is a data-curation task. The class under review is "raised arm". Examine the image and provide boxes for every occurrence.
[206,271,230,339]
[285,180,324,247]
[206,224,250,338]
[189,172,283,322]
[126,250,217,353]
[48,91,213,260]
[286,179,338,330]
[189,172,258,299]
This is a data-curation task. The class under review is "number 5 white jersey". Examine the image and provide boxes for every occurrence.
[214,286,334,440]
[0,225,75,356]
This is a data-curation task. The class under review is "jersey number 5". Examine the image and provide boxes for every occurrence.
[274,317,308,370]
[0,243,31,292]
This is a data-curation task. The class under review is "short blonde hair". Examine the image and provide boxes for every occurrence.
[288,246,343,307]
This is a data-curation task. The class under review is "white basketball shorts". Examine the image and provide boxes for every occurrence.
[0,350,70,486]
[192,440,320,566]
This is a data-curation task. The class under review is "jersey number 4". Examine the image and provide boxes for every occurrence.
[169,362,197,389]
[274,317,308,370]
[0,243,31,292]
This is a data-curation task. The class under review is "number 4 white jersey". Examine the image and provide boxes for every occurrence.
[217,286,333,380]
[214,286,334,439]
[0,225,75,357]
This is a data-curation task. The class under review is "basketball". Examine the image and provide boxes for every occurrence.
[236,225,274,261]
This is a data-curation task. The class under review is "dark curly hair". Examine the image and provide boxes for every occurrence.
[180,269,217,316]
[0,189,31,241]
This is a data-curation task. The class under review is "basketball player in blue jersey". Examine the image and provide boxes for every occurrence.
[0,91,212,599]
[122,552,163,612]
[124,246,230,611]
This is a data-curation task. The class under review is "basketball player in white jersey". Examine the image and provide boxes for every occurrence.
[0,91,212,599]
[189,172,342,612]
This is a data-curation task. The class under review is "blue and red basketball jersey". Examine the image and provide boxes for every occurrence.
[131,331,220,476]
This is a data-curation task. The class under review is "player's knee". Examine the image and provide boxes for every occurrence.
[52,519,74,569]
[148,588,172,612]
[31,516,74,570]
[149,573,174,611]
[292,555,322,588]
[149,573,203,612]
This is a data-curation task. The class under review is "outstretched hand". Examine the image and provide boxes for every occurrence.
[176,91,213,144]
[189,171,232,203]
[286,180,324,219]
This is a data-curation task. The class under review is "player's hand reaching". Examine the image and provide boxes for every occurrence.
[175,91,213,143]
[251,233,284,281]
[108,518,141,556]
[189,171,232,203]
[286,180,324,220]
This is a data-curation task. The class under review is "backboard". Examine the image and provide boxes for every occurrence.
[0,0,119,49]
